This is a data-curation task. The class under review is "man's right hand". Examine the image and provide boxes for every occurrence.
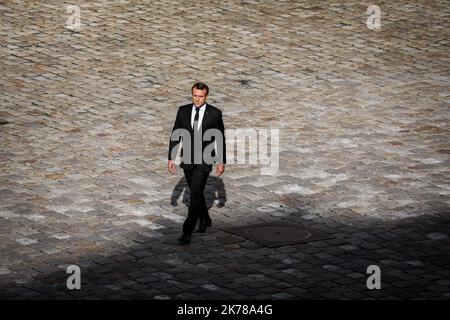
[168,160,176,174]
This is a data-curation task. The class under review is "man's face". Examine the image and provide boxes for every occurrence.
[192,88,208,107]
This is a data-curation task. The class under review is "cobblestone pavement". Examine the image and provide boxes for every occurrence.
[1,1,449,299]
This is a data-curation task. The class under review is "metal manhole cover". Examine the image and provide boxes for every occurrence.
[254,225,312,242]
[222,221,331,248]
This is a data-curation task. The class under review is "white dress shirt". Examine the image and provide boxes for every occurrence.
[191,103,206,130]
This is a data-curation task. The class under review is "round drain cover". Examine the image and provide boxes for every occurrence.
[243,225,312,242]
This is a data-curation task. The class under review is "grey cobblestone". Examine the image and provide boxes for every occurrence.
[1,0,450,300]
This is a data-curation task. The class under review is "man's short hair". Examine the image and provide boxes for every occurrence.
[191,82,209,96]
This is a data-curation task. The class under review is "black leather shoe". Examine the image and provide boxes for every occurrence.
[177,233,191,245]
[195,220,208,233]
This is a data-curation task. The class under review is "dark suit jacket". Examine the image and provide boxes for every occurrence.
[168,103,226,171]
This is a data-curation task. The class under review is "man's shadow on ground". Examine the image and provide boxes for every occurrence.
[170,176,227,209]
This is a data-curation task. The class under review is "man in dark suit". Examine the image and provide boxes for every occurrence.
[168,82,226,245]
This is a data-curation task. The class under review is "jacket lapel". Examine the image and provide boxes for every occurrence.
[184,105,194,133]
[201,103,209,131]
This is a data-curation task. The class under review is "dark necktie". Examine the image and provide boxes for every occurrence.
[194,107,200,129]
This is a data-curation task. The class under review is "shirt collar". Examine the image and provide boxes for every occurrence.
[193,103,206,111]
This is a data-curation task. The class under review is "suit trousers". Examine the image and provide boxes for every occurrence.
[183,165,211,234]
